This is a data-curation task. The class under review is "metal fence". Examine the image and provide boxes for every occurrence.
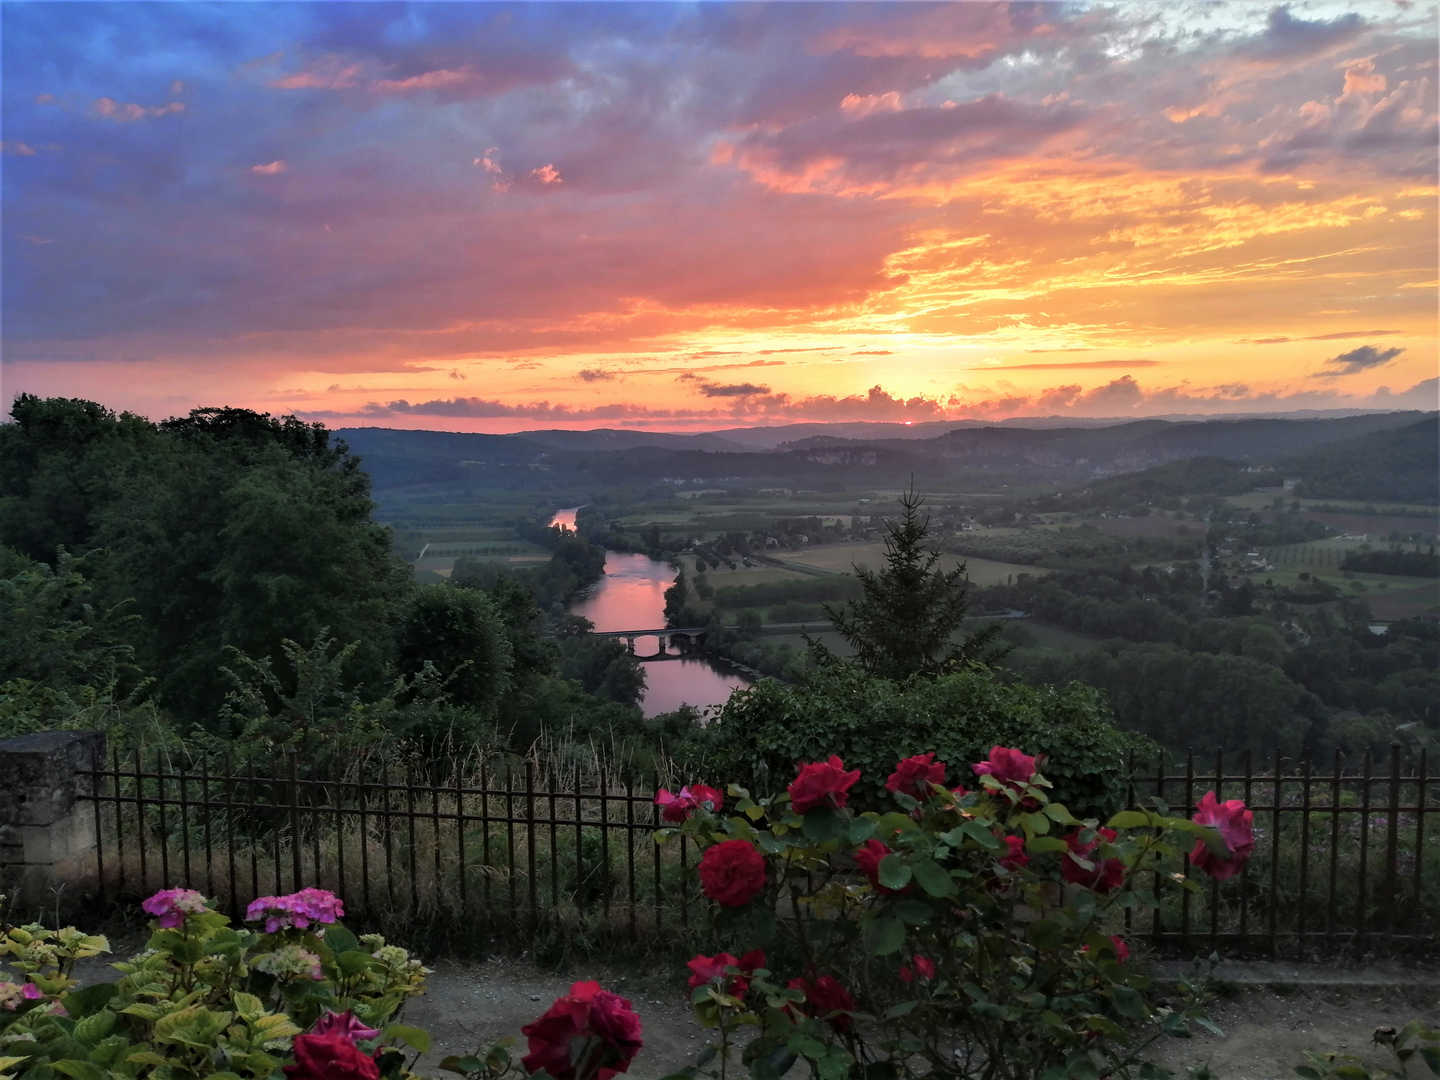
[75,746,1436,957]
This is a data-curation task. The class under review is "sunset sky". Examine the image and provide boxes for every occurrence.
[2,1,1436,432]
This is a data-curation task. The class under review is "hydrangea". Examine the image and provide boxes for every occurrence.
[141,888,210,928]
[0,982,43,1011]
[252,944,325,981]
[245,888,345,933]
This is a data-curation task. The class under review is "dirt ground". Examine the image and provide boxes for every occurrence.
[403,957,1440,1080]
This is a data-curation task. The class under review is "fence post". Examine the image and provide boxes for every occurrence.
[0,731,106,913]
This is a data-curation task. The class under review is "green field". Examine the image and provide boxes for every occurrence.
[772,542,1046,586]
[1227,488,1438,516]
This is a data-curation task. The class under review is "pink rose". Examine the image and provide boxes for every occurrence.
[521,981,643,1080]
[698,840,766,907]
[885,753,946,800]
[655,784,724,823]
[789,756,861,813]
[971,746,1038,790]
[1189,791,1255,881]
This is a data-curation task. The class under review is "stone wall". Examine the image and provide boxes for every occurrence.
[0,730,105,910]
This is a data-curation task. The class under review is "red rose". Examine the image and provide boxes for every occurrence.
[686,949,764,996]
[789,756,861,813]
[284,1033,380,1080]
[853,838,909,894]
[998,835,1029,872]
[971,746,1038,790]
[1062,827,1125,894]
[885,753,946,800]
[1189,791,1255,881]
[655,784,724,824]
[786,975,856,1033]
[521,981,643,1080]
[698,840,766,907]
[898,955,936,984]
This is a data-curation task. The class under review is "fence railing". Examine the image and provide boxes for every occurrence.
[75,746,1436,957]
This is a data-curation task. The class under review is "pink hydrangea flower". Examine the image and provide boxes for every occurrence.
[1190,791,1255,881]
[245,887,345,933]
[141,887,210,928]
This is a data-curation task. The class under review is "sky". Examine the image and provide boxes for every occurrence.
[2,1,1436,433]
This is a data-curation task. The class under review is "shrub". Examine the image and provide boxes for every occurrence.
[0,887,430,1079]
[696,662,1154,818]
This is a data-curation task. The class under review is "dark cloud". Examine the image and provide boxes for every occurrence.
[1314,345,1406,377]
[577,368,616,382]
[1244,6,1366,62]
[1306,330,1404,341]
[698,381,770,397]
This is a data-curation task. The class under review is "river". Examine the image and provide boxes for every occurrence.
[549,508,751,717]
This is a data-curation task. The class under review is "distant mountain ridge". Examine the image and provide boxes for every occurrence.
[337,411,1434,494]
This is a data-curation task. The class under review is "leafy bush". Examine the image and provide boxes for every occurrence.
[456,746,1250,1080]
[696,662,1155,818]
[0,888,429,1079]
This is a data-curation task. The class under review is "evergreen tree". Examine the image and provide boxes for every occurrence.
[824,485,1000,679]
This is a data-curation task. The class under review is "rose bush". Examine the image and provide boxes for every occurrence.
[0,888,430,1079]
[646,748,1249,1080]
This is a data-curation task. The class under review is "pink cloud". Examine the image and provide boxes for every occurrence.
[373,67,474,94]
[250,160,287,175]
[92,97,185,122]
[270,63,363,90]
[1,141,37,156]
[840,91,903,117]
[530,163,563,185]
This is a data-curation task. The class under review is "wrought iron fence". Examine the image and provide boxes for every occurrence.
[75,746,1436,957]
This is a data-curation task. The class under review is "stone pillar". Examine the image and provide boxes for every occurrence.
[0,730,105,909]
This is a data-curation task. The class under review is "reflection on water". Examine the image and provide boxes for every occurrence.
[550,509,751,717]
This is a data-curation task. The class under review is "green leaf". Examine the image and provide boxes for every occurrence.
[786,1033,827,1059]
[1066,1057,1100,1080]
[324,926,360,953]
[883,1001,918,1019]
[62,982,118,1019]
[50,1062,107,1080]
[1193,1017,1224,1037]
[1293,1067,1322,1079]
[73,1010,117,1045]
[1028,836,1069,854]
[912,858,957,898]
[803,808,845,844]
[1029,920,1065,950]
[1044,803,1080,825]
[1110,986,1145,1020]
[961,820,1001,850]
[867,916,905,957]
[892,899,933,925]
[337,950,374,976]
[1106,810,1157,830]
[440,1055,485,1075]
[1418,1046,1440,1075]
[847,818,877,845]
[384,1023,431,1053]
[1020,811,1052,836]
[877,854,912,891]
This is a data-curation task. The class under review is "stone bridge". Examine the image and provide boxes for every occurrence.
[587,627,707,661]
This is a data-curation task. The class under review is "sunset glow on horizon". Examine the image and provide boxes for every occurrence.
[2,1,1436,432]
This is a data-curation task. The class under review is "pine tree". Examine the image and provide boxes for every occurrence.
[824,484,1000,679]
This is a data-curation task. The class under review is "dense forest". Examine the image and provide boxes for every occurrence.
[0,396,661,771]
